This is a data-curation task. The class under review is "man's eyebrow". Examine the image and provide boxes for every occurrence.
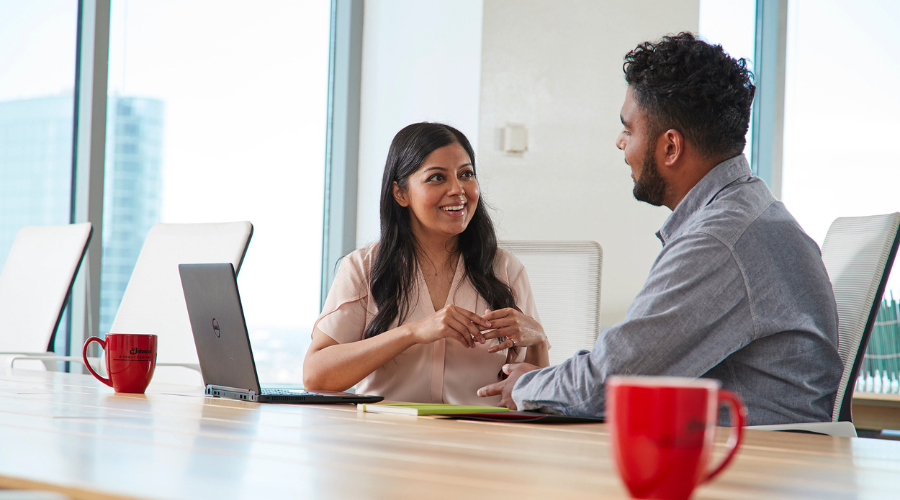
[620,114,628,126]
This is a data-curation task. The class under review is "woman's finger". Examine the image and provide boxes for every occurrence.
[481,326,519,341]
[481,308,514,322]
[479,316,515,332]
[434,311,469,347]
[487,337,517,354]
[452,305,492,328]
[443,325,471,348]
[446,316,476,348]
[449,309,487,344]
[480,327,506,340]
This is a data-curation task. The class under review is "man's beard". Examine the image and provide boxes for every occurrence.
[632,147,667,207]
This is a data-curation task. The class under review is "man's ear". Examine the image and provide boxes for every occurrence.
[657,129,684,169]
[392,181,409,207]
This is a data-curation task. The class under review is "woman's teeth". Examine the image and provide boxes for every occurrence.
[441,205,464,211]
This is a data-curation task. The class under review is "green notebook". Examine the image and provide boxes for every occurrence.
[358,403,510,416]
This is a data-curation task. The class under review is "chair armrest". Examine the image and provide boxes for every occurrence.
[8,355,200,375]
[8,354,102,373]
[747,421,858,438]
[1,352,65,371]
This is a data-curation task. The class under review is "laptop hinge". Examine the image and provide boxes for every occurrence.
[206,384,259,402]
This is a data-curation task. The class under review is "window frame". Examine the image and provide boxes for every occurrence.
[750,0,788,198]
[66,0,346,367]
[320,0,364,307]
[68,0,110,365]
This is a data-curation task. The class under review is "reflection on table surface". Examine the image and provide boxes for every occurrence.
[1,369,900,500]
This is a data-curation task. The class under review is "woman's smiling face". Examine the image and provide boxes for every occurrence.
[392,142,479,243]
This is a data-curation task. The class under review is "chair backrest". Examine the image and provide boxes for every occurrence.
[498,241,602,366]
[0,224,92,352]
[109,222,253,380]
[821,213,900,422]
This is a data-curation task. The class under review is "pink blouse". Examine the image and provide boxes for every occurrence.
[313,244,542,406]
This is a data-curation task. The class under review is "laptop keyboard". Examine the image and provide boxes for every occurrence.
[261,388,313,396]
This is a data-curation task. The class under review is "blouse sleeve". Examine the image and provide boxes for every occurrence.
[312,249,372,344]
[501,250,550,351]
[512,265,541,325]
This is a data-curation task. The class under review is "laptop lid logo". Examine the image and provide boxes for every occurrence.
[212,318,221,338]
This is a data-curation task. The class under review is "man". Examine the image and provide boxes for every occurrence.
[477,32,842,426]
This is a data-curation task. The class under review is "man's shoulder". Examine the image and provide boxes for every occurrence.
[684,176,781,248]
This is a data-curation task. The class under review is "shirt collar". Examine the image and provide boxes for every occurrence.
[656,154,752,245]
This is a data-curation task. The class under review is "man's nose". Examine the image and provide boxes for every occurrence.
[616,132,626,151]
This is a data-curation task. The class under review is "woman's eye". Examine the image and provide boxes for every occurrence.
[427,173,444,182]
[461,170,475,179]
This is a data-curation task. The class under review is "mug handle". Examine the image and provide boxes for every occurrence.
[703,389,747,482]
[83,336,113,387]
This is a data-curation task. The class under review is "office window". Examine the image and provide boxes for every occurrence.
[0,0,79,355]
[699,0,757,166]
[781,0,900,296]
[102,0,330,383]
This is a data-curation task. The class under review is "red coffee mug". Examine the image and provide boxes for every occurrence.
[607,376,746,500]
[83,333,158,393]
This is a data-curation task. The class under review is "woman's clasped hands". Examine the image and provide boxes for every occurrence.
[407,304,488,348]
[407,306,547,350]
[481,308,547,352]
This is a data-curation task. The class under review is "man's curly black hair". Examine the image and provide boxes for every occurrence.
[624,32,756,161]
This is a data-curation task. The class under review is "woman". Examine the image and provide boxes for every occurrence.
[303,122,549,405]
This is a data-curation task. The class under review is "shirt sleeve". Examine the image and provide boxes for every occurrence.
[313,251,371,344]
[511,232,752,417]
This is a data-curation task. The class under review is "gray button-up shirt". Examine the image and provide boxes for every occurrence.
[512,155,842,426]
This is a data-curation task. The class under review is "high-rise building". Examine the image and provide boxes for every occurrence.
[0,94,164,337]
[0,95,74,266]
[100,96,164,334]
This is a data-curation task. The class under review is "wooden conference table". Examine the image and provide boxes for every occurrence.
[1,370,899,500]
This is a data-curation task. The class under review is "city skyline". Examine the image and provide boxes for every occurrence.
[0,94,74,269]
[0,91,310,383]
[100,95,165,335]
[0,93,164,338]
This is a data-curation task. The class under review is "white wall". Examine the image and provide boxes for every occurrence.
[355,0,484,246]
[478,0,699,325]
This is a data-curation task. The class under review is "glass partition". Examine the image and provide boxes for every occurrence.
[0,0,79,355]
[103,0,331,382]
[781,0,900,296]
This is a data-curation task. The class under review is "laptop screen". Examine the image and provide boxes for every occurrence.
[179,263,263,394]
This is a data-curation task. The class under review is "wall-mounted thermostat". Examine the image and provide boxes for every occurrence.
[502,123,528,153]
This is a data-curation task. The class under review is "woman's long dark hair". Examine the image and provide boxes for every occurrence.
[363,122,516,339]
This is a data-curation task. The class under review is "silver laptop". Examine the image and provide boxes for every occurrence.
[178,262,383,404]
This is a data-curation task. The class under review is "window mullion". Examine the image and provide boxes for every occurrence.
[69,0,111,369]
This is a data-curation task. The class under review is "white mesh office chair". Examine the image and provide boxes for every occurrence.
[499,241,602,366]
[750,213,900,437]
[0,224,93,371]
[106,222,254,385]
[11,223,254,382]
